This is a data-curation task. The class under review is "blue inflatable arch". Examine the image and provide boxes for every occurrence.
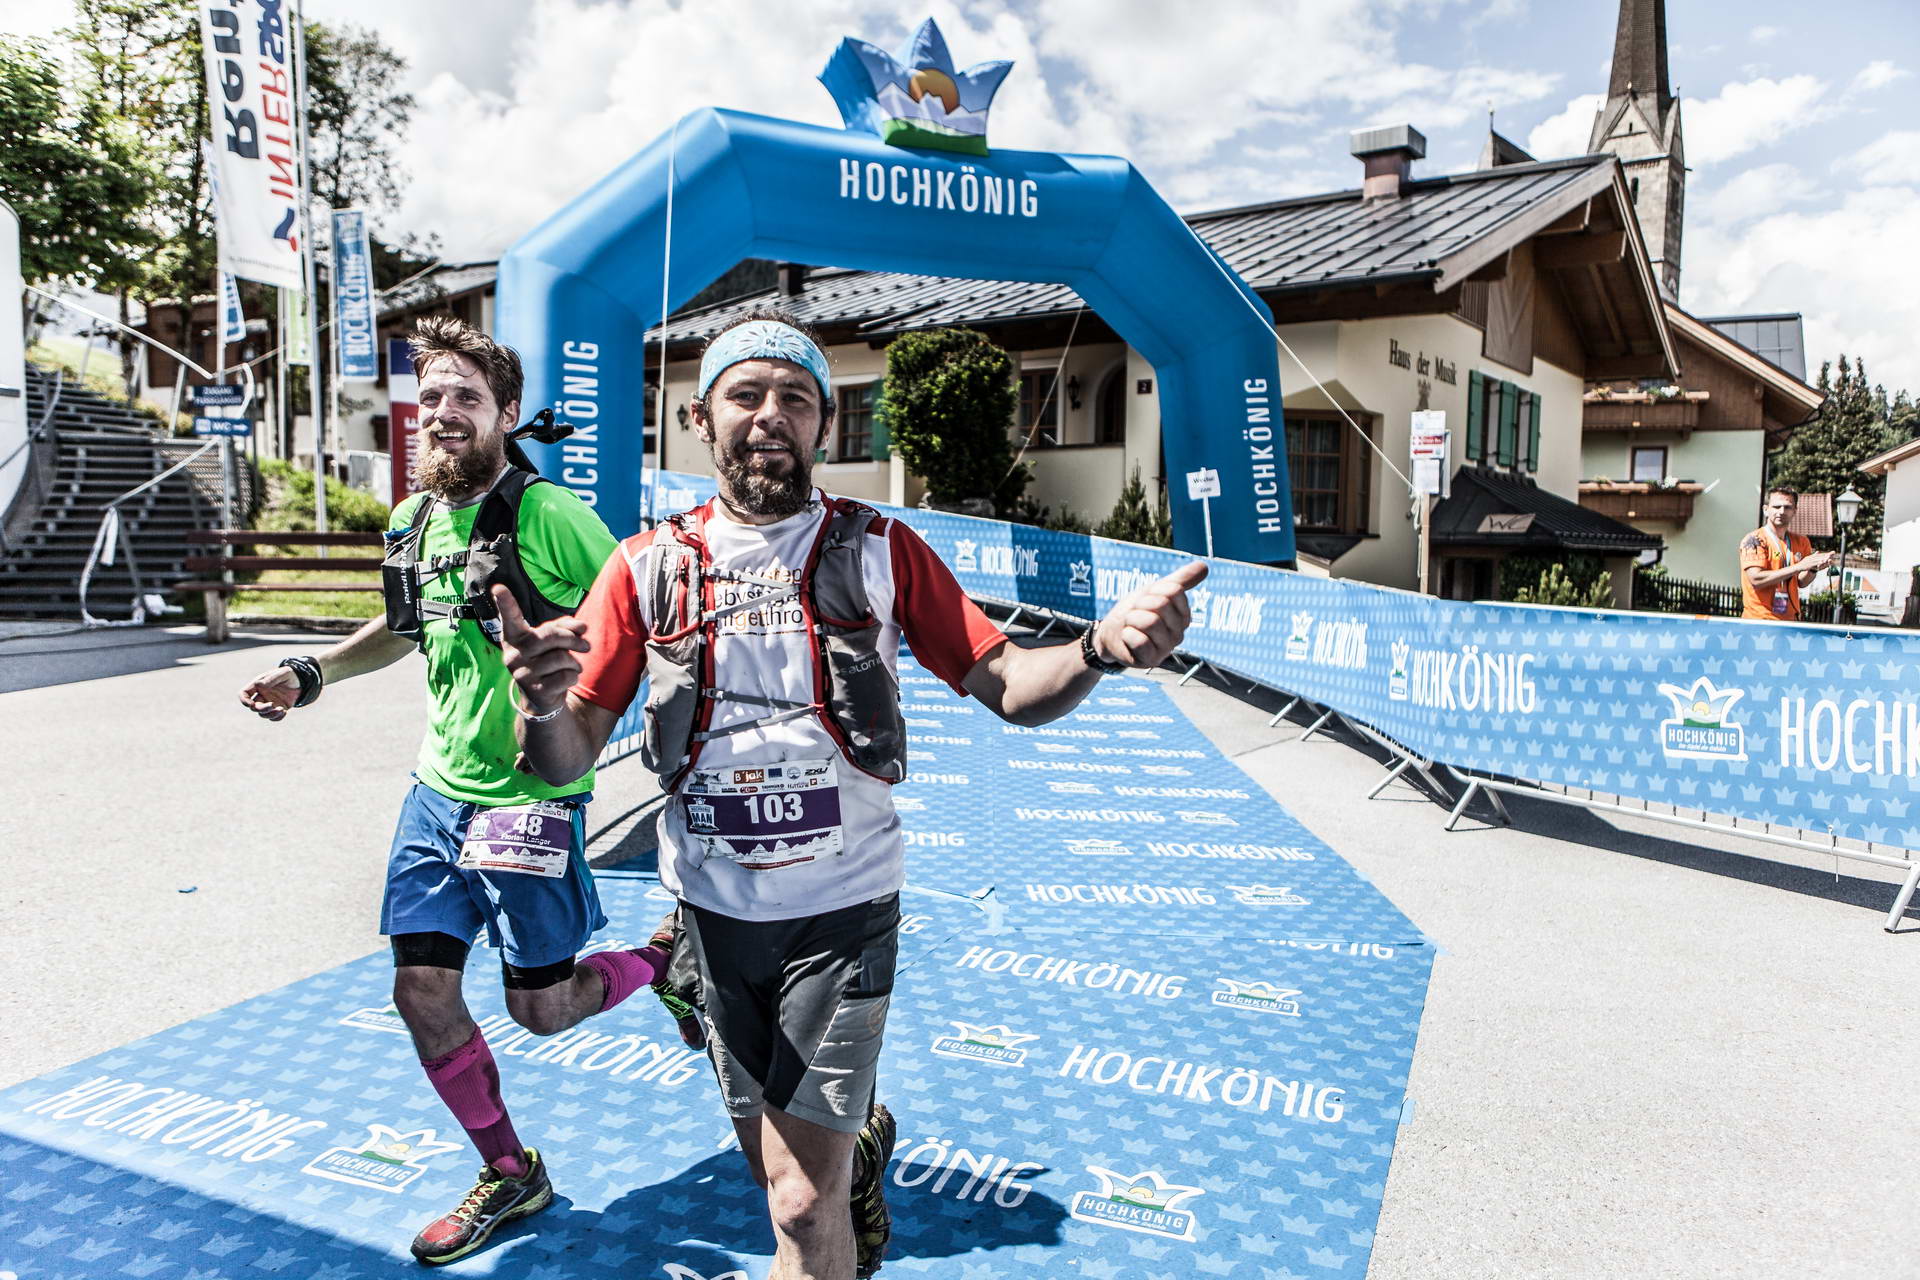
[498,107,1294,563]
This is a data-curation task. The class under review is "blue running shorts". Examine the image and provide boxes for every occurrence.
[380,779,608,969]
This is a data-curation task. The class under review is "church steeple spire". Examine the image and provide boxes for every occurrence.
[1591,0,1686,300]
[1606,0,1672,114]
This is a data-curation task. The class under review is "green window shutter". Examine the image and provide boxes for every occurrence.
[1525,391,1542,472]
[1497,381,1518,468]
[1466,371,1485,461]
[869,378,889,460]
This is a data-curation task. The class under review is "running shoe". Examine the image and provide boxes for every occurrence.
[408,1147,553,1266]
[851,1101,896,1278]
[648,910,707,1050]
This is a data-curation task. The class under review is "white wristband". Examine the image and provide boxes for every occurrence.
[516,697,564,723]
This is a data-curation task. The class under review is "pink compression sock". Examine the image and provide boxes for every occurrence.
[579,945,667,1013]
[421,1027,525,1176]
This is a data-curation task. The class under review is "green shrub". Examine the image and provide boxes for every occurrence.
[877,327,1027,511]
[1512,562,1614,608]
[255,458,390,533]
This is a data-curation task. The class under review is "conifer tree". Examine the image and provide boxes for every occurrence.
[1769,356,1911,555]
[1096,464,1173,547]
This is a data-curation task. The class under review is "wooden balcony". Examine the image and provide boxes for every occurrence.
[1582,395,1704,432]
[1578,481,1703,526]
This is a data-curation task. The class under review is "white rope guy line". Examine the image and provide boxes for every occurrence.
[1178,219,1419,500]
[1002,302,1085,486]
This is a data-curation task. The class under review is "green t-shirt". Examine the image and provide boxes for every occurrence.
[389,479,619,806]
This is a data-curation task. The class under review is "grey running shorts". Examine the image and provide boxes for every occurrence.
[683,893,898,1134]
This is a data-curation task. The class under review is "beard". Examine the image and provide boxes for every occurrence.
[713,438,816,519]
[413,429,507,499]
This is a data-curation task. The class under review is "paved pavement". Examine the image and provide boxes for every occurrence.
[4,623,1917,1278]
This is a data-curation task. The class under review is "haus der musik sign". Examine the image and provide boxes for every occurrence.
[1388,339,1457,385]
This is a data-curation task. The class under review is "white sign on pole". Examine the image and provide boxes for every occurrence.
[199,2,304,290]
[1409,409,1449,498]
[1186,468,1219,557]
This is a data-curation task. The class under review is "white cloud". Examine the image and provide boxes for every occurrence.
[1749,26,1782,45]
[1525,94,1604,159]
[1838,130,1920,186]
[1693,162,1816,227]
[1849,60,1912,95]
[1686,185,1920,393]
[1686,75,1830,165]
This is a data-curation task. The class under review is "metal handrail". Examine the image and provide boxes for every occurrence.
[77,441,218,628]
[0,367,63,475]
[25,287,257,627]
[22,285,258,419]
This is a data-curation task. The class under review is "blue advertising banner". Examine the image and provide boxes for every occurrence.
[217,269,245,346]
[646,469,1920,852]
[330,209,377,381]
[499,106,1293,562]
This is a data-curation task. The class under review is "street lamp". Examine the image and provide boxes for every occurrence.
[1835,486,1862,623]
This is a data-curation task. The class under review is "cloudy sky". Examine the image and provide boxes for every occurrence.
[7,0,1919,391]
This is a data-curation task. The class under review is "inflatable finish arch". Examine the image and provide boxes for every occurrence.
[498,107,1294,563]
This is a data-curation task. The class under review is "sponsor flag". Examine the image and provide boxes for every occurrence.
[218,269,246,347]
[197,1,303,290]
[330,210,377,381]
[388,338,421,501]
[283,288,310,363]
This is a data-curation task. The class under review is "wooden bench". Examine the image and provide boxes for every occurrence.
[180,530,385,642]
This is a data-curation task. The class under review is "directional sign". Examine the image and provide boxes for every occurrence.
[192,416,252,437]
[188,384,247,407]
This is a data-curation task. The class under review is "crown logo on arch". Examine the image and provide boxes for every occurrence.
[819,17,1014,156]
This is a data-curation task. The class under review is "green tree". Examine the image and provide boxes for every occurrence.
[1096,465,1173,547]
[0,36,158,290]
[877,327,1026,511]
[305,23,415,216]
[1769,355,1909,556]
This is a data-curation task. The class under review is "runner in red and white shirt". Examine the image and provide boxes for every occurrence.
[493,310,1205,1280]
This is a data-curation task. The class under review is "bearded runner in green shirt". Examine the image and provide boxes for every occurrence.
[235,317,683,1267]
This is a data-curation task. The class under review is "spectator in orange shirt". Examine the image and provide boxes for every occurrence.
[1740,487,1833,620]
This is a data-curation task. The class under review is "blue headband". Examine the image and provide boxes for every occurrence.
[696,321,832,401]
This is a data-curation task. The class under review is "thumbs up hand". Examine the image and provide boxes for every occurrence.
[491,584,591,715]
[1092,560,1209,670]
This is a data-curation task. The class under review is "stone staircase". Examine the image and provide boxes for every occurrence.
[0,365,240,620]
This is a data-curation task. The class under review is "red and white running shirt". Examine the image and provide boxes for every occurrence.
[573,492,1005,921]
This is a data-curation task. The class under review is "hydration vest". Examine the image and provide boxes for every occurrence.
[382,468,572,648]
[636,496,907,791]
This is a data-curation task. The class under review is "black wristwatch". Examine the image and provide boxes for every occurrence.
[1079,627,1127,675]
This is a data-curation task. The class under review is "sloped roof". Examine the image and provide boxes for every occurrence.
[378,262,499,319]
[650,155,1662,361]
[1432,466,1663,552]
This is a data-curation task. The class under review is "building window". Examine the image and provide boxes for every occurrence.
[1630,445,1666,483]
[1466,370,1542,473]
[1284,412,1372,533]
[1016,370,1060,447]
[837,383,875,461]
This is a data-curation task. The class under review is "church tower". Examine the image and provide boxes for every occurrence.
[1589,0,1686,300]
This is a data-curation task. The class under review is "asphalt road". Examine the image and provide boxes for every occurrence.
[3,622,1916,1279]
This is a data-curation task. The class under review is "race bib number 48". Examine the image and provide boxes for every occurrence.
[683,758,845,871]
[458,801,575,878]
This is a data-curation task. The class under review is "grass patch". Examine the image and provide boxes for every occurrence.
[221,544,384,620]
